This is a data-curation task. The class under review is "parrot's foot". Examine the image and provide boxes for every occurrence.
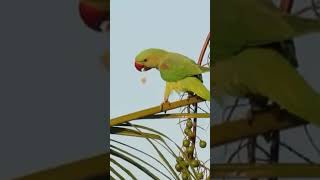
[160,100,170,113]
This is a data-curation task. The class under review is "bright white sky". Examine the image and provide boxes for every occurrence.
[110,0,210,179]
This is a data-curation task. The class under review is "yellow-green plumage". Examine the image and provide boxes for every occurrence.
[213,48,320,125]
[165,77,210,102]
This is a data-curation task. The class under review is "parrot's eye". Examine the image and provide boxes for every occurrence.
[143,59,147,62]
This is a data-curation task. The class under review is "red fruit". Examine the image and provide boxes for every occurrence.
[79,0,109,32]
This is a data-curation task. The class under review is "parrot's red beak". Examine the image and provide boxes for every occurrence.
[135,62,144,71]
[135,61,151,72]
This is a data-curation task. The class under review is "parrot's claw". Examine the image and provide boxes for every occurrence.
[160,100,170,113]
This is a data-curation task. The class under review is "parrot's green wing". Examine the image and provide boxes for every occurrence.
[166,77,210,101]
[212,48,320,126]
[159,52,209,82]
[213,0,320,59]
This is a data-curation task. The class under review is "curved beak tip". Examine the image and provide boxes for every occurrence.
[135,62,144,72]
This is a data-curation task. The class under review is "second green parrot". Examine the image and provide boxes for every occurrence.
[134,48,210,104]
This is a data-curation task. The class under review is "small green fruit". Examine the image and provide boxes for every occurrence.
[180,160,189,169]
[181,171,189,180]
[191,159,200,167]
[186,120,193,129]
[183,139,190,147]
[200,140,207,148]
[176,156,184,163]
[186,146,194,154]
[175,163,182,172]
[196,172,204,179]
[184,128,192,135]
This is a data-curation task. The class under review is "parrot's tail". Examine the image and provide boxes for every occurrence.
[285,15,320,36]
[180,77,210,101]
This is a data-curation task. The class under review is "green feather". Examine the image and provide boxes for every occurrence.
[213,48,320,126]
[159,52,209,82]
[165,77,210,101]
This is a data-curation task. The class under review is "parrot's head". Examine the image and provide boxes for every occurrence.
[134,48,167,72]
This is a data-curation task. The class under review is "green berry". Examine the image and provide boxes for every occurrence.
[196,172,204,179]
[191,159,200,167]
[186,120,193,129]
[175,163,183,172]
[184,128,192,135]
[181,171,189,180]
[176,156,184,163]
[183,139,190,147]
[186,146,194,154]
[200,140,207,148]
[180,160,189,169]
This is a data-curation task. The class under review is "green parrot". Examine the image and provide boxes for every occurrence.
[134,48,210,106]
[212,0,320,126]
